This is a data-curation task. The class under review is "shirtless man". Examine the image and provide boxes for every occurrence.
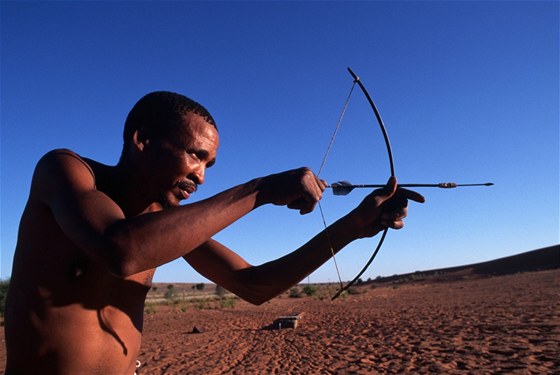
[4,91,424,374]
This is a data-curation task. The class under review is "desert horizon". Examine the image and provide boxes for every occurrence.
[148,245,560,290]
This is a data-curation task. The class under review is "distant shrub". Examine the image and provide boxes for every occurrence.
[215,284,226,299]
[289,287,303,298]
[145,303,157,315]
[0,279,9,316]
[164,285,176,301]
[302,285,317,296]
[220,297,238,309]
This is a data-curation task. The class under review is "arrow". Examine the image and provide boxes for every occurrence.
[327,180,494,196]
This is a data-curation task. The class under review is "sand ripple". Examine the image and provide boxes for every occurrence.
[134,270,559,374]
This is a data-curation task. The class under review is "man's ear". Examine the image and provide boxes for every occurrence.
[132,127,150,151]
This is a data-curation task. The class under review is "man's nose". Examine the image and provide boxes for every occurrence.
[191,164,205,185]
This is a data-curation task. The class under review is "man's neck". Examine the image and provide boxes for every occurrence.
[92,160,155,217]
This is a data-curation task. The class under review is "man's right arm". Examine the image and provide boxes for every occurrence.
[33,150,325,277]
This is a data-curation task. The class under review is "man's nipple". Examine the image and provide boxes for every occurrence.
[68,259,87,280]
[72,266,85,279]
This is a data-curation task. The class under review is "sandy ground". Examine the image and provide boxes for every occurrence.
[1,269,558,374]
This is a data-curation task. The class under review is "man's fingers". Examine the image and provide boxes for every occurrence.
[287,194,320,215]
[381,207,407,229]
[381,218,405,230]
[295,171,325,214]
[396,187,426,204]
[377,183,424,230]
[380,177,426,204]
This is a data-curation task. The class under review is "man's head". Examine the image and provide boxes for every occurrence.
[122,91,217,156]
[120,91,219,208]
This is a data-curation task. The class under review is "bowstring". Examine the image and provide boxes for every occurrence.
[316,80,357,293]
[317,82,356,177]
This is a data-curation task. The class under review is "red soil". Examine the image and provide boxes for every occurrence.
[1,246,558,374]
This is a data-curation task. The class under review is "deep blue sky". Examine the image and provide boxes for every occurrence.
[1,1,558,283]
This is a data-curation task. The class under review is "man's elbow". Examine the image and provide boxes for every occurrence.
[103,235,143,278]
[105,249,138,278]
[241,294,270,306]
[232,283,281,306]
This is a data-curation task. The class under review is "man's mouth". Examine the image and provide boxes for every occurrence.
[176,180,197,200]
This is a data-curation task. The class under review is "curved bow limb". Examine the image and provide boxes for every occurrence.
[329,68,396,300]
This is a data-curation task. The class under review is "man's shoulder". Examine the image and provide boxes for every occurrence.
[41,148,86,163]
[33,148,97,190]
[38,148,94,175]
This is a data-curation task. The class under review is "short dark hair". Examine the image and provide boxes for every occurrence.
[122,91,217,151]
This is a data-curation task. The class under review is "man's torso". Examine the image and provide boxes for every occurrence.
[5,152,155,374]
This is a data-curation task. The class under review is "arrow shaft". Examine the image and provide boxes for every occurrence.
[326,182,493,189]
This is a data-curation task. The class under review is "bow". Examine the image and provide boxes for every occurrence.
[321,68,492,300]
[325,68,395,300]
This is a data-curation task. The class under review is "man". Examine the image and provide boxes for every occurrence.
[4,91,424,374]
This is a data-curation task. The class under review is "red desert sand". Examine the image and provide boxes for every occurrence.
[1,246,558,374]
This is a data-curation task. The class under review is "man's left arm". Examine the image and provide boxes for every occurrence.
[184,179,425,305]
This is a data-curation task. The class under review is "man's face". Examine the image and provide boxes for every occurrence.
[143,112,219,208]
